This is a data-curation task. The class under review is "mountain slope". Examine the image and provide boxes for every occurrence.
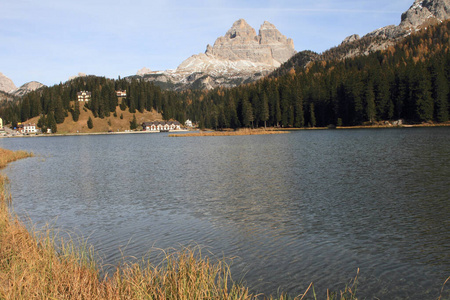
[273,0,450,76]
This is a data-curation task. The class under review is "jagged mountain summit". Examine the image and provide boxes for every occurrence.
[135,19,296,90]
[11,81,45,97]
[180,19,295,72]
[0,72,17,94]
[366,0,450,39]
[341,0,450,49]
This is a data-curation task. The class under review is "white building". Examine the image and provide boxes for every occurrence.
[185,119,193,128]
[0,117,3,131]
[77,91,91,102]
[22,123,37,134]
[116,90,127,97]
[142,121,181,131]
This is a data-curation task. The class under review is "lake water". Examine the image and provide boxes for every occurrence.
[1,128,449,299]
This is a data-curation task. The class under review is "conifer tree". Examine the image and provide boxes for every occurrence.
[309,103,316,127]
[241,98,254,128]
[294,93,304,128]
[365,81,376,123]
[87,116,93,129]
[130,114,138,130]
[261,93,270,129]
[54,96,66,124]
[47,112,57,133]
[37,115,47,132]
[72,101,80,122]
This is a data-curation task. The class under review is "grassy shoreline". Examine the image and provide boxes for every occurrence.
[1,121,449,139]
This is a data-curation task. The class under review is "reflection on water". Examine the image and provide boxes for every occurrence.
[1,128,449,299]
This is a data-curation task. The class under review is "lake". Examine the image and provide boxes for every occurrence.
[1,128,449,299]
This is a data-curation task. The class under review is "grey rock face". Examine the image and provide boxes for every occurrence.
[366,0,450,39]
[11,81,45,97]
[400,0,450,28]
[141,19,296,90]
[342,34,360,44]
[0,72,17,93]
[203,19,296,67]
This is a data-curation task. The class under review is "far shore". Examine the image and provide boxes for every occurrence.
[169,128,289,137]
[1,121,449,139]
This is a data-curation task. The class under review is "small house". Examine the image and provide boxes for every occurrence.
[142,121,182,132]
[77,91,91,102]
[116,90,127,97]
[22,123,37,134]
[0,117,3,131]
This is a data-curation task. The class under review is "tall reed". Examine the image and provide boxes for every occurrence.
[0,148,34,169]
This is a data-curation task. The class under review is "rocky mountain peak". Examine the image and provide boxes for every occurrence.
[259,21,292,45]
[202,19,295,65]
[224,19,257,41]
[400,0,450,30]
[0,72,17,93]
[137,67,152,76]
[367,0,450,39]
[137,19,296,90]
[11,81,45,97]
[401,0,450,27]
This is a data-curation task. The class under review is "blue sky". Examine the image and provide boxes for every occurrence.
[1,0,414,87]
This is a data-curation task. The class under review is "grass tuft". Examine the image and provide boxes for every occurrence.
[0,148,34,169]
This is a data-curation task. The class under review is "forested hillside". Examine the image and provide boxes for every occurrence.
[182,21,450,128]
[1,21,449,131]
[0,76,185,132]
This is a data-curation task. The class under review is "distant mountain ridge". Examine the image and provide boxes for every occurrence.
[272,0,450,78]
[11,81,45,97]
[0,73,46,98]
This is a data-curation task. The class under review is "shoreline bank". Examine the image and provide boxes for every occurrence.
[2,121,449,139]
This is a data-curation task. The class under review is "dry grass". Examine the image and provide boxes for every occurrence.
[25,101,163,134]
[0,148,34,169]
[169,128,289,137]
